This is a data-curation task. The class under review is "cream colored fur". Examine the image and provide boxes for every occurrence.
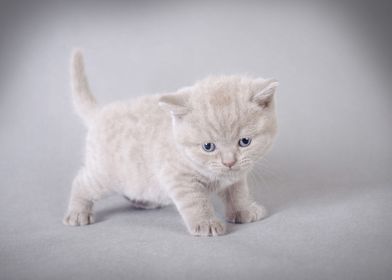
[63,50,278,236]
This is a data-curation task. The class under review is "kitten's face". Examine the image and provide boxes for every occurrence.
[159,76,278,178]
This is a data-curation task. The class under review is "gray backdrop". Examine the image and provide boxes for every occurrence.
[0,0,391,279]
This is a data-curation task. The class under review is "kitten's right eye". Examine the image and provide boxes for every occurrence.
[202,142,216,152]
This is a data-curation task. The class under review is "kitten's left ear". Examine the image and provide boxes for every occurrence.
[251,78,279,109]
[158,92,191,118]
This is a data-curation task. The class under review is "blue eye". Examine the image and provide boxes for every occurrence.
[202,142,216,152]
[239,137,251,147]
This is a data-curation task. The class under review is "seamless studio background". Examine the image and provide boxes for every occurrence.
[0,0,391,279]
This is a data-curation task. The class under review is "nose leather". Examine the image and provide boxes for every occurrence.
[222,160,236,168]
[221,150,236,168]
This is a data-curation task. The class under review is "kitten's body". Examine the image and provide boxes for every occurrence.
[64,51,278,236]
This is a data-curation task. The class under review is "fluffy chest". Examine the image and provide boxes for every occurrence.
[206,173,242,192]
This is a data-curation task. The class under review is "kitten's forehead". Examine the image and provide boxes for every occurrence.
[207,89,233,107]
[188,77,260,141]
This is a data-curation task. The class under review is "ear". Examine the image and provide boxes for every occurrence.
[158,92,190,118]
[251,78,279,109]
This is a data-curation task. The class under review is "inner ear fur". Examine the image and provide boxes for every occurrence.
[251,78,279,108]
[158,92,190,117]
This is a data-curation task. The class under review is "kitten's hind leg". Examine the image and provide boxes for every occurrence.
[63,168,111,226]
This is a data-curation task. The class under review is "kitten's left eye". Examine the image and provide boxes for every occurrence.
[239,137,252,147]
[202,142,216,152]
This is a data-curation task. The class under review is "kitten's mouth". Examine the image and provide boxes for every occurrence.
[215,166,242,175]
[221,163,253,174]
[226,166,240,171]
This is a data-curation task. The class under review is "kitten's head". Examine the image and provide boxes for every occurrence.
[159,76,278,178]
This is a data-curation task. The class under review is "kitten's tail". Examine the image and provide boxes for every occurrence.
[71,50,98,125]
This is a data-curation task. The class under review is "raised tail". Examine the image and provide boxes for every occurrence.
[71,50,98,125]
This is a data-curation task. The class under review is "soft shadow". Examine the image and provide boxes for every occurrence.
[95,201,163,223]
[94,204,132,223]
[93,199,243,236]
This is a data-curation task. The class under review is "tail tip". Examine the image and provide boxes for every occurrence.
[72,48,83,57]
[72,47,84,63]
[71,48,85,73]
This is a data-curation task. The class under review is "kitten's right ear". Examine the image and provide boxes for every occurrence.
[158,92,191,118]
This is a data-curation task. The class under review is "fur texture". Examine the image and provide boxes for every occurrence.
[63,51,278,236]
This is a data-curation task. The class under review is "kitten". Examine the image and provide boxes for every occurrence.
[63,50,278,236]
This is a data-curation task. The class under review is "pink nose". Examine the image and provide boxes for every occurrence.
[222,160,236,168]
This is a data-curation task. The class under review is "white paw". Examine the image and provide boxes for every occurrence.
[63,210,94,226]
[226,203,268,224]
[188,218,226,237]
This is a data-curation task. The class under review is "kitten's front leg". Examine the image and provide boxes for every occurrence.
[167,178,226,237]
[219,178,268,224]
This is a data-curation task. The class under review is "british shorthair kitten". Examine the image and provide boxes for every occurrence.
[63,51,278,236]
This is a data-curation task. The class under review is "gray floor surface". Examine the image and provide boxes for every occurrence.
[1,1,391,279]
